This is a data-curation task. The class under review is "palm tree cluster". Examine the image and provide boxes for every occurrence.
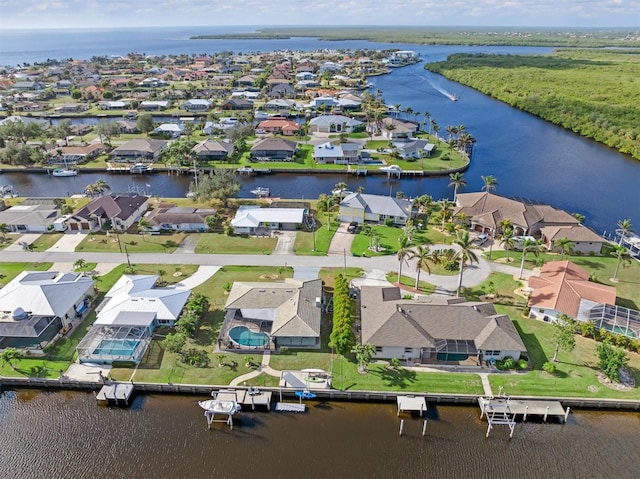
[84,179,110,197]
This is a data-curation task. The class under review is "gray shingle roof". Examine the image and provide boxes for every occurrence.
[340,193,411,219]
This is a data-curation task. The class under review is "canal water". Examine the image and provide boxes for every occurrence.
[1,389,639,478]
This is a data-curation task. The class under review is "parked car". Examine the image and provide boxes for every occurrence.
[475,233,489,245]
[347,221,358,233]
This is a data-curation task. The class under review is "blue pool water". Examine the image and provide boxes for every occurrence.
[228,326,270,348]
[93,339,140,357]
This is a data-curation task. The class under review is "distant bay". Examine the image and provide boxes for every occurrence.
[0,27,638,233]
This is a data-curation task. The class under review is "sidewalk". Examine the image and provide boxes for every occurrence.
[229,351,280,386]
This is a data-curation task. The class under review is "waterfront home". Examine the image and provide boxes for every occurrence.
[100,100,130,110]
[360,286,526,365]
[76,274,190,364]
[381,117,418,139]
[182,99,212,112]
[152,123,184,137]
[454,192,580,237]
[47,144,105,165]
[263,99,297,110]
[257,118,300,136]
[116,120,138,134]
[203,117,238,134]
[313,141,362,164]
[392,139,435,159]
[539,224,605,255]
[230,206,306,235]
[338,193,412,226]
[0,271,94,350]
[0,202,59,233]
[309,115,363,134]
[528,260,617,323]
[221,98,253,110]
[65,193,149,232]
[250,137,298,161]
[109,139,167,162]
[221,278,323,350]
[191,139,234,161]
[144,203,217,232]
[139,100,170,111]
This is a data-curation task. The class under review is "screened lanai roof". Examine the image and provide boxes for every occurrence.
[435,339,477,355]
[588,303,640,339]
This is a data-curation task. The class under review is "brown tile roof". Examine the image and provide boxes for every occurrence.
[75,194,149,221]
[360,287,525,353]
[528,260,617,317]
[540,225,604,244]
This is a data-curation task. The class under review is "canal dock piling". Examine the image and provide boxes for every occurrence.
[397,395,427,417]
[96,381,134,406]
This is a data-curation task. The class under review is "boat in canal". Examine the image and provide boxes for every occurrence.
[130,163,151,174]
[52,167,78,177]
[250,186,270,197]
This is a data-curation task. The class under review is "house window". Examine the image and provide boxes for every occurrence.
[404,347,412,354]
[375,347,383,353]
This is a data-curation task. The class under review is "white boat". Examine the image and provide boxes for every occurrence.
[198,399,241,415]
[237,166,254,174]
[250,186,270,197]
[379,164,403,173]
[130,163,151,174]
[52,168,78,177]
[332,188,353,197]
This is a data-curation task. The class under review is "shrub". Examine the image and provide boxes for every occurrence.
[517,359,528,370]
[162,332,186,353]
[501,357,516,369]
[522,305,531,316]
[180,348,210,367]
[542,361,556,374]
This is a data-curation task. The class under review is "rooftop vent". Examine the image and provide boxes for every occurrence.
[12,307,28,320]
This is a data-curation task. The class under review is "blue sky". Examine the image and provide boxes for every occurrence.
[1,0,638,29]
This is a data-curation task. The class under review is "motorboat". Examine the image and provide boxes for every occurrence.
[332,188,353,197]
[198,399,241,414]
[130,163,151,174]
[379,164,403,173]
[52,168,78,177]
[237,166,254,174]
[250,186,270,197]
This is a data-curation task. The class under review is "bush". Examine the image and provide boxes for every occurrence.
[180,348,210,367]
[162,332,186,353]
[517,359,528,370]
[542,361,556,374]
[522,305,531,316]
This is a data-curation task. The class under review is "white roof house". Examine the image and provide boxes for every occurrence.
[339,193,412,225]
[96,274,191,327]
[231,206,306,234]
[309,115,363,133]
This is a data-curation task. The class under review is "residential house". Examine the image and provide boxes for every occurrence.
[257,118,300,136]
[381,117,417,139]
[143,203,217,232]
[223,278,323,349]
[191,139,235,161]
[360,286,526,364]
[392,139,435,159]
[64,193,149,232]
[182,99,212,112]
[221,98,253,110]
[76,274,190,364]
[454,192,580,237]
[139,100,170,110]
[313,141,361,164]
[309,115,363,133]
[109,139,167,162]
[0,271,94,349]
[48,143,105,165]
[539,224,605,255]
[0,202,59,233]
[231,206,306,234]
[116,120,138,134]
[528,260,617,323]
[100,100,129,110]
[250,137,297,161]
[152,123,184,137]
[338,193,412,225]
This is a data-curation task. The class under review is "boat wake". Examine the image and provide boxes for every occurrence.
[425,77,458,101]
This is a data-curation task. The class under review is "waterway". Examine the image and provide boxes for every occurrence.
[0,33,638,232]
[1,389,639,479]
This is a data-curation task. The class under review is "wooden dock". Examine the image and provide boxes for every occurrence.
[216,388,273,411]
[275,402,306,413]
[397,395,427,417]
[479,396,569,438]
[96,382,134,406]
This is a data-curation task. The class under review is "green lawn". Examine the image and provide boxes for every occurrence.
[195,233,277,254]
[30,233,64,251]
[76,232,187,253]
[0,262,52,284]
[0,234,20,250]
[351,225,406,256]
[293,221,339,255]
[385,272,436,294]
[318,267,363,290]
[0,359,73,379]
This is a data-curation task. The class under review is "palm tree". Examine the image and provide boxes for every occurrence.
[138,217,151,240]
[500,228,515,263]
[94,179,111,196]
[396,235,412,283]
[73,258,88,272]
[0,222,9,243]
[410,245,432,290]
[157,268,166,284]
[437,199,455,231]
[453,231,479,297]
[481,175,498,193]
[518,238,545,279]
[84,183,97,197]
[572,212,586,224]
[611,244,631,281]
[0,348,21,370]
[448,172,466,202]
[318,194,336,231]
[617,218,633,246]
[554,237,573,260]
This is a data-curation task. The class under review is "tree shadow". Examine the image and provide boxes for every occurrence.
[371,366,417,388]
[513,322,548,368]
[137,341,164,370]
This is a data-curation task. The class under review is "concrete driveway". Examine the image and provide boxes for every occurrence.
[273,231,297,255]
[47,232,87,252]
[4,233,42,252]
[328,223,355,255]
[174,233,201,254]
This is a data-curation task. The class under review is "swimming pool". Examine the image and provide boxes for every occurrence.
[93,339,140,358]
[228,326,270,348]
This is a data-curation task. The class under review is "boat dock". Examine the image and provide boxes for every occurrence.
[397,395,427,416]
[275,402,306,413]
[106,162,154,174]
[479,396,570,438]
[216,388,273,411]
[96,382,135,406]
